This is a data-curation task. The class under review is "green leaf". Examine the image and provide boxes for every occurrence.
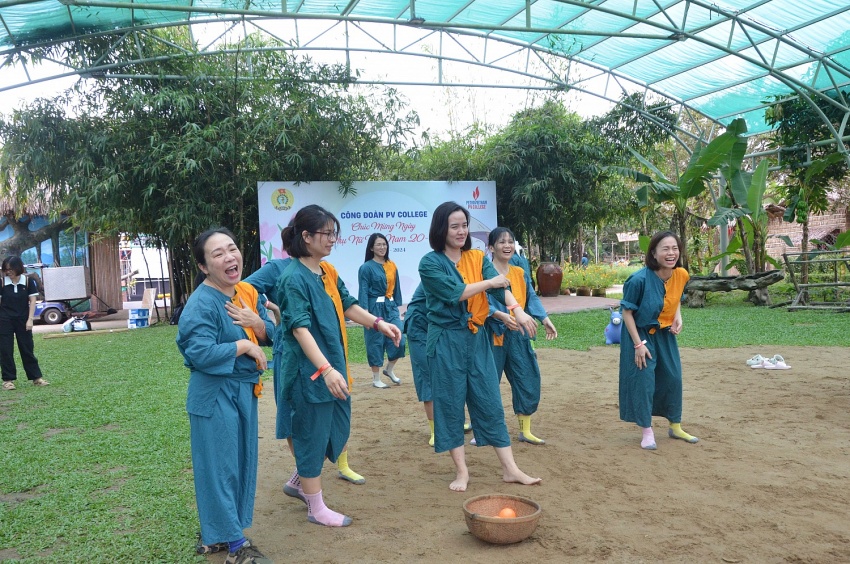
[638,234,651,253]
[627,147,669,182]
[607,165,653,184]
[726,233,743,253]
[836,230,850,249]
[707,206,748,226]
[678,119,747,199]
[803,152,844,185]
[746,160,770,218]
[728,169,751,206]
[783,195,799,223]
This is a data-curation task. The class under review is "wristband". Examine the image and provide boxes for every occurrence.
[311,362,331,381]
[507,304,521,311]
[373,317,383,330]
[634,340,647,349]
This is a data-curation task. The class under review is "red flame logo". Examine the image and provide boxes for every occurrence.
[472,186,480,200]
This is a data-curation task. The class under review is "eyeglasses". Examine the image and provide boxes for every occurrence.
[312,230,339,240]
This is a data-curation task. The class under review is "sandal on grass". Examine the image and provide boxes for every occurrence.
[2,381,15,390]
[32,378,50,387]
[195,532,228,555]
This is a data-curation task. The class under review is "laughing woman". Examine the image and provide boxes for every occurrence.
[485,227,557,445]
[619,230,699,451]
[177,228,275,564]
[358,233,407,388]
[276,205,401,526]
[418,201,541,492]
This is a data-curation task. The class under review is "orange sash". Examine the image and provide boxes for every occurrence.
[320,262,352,388]
[658,268,689,328]
[233,281,264,398]
[456,250,489,334]
[493,265,527,347]
[382,260,397,299]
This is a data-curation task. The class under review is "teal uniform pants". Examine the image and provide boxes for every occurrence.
[619,327,683,428]
[430,327,510,452]
[189,379,258,544]
[490,331,540,416]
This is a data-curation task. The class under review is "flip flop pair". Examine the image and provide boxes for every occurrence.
[748,354,791,370]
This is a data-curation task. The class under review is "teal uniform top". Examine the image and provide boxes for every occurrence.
[275,259,357,404]
[177,284,273,417]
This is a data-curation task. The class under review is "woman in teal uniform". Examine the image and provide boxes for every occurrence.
[485,227,557,445]
[402,283,436,445]
[359,233,406,388]
[177,227,275,564]
[276,205,401,526]
[244,256,307,502]
[418,201,542,492]
[619,230,699,450]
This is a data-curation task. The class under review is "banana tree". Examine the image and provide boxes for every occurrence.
[609,118,748,271]
[706,159,780,305]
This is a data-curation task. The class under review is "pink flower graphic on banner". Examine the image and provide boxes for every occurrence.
[260,221,279,243]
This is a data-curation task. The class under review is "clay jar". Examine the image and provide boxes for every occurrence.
[536,262,563,297]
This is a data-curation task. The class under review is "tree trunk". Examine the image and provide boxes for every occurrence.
[0,212,72,258]
[736,217,755,274]
[800,219,810,304]
[676,209,689,272]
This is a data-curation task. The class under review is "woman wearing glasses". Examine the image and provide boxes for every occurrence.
[275,205,401,526]
[359,233,406,388]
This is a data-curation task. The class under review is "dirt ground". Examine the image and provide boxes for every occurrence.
[208,346,850,563]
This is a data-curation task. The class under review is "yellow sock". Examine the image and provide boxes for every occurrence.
[517,414,545,445]
[669,423,698,443]
[428,420,435,447]
[337,451,365,484]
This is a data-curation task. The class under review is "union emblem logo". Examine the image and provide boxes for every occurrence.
[272,188,293,211]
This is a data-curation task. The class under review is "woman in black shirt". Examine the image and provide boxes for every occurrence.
[1,256,49,390]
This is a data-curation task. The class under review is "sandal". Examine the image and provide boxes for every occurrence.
[195,532,228,555]
[764,354,791,370]
[746,354,767,366]
[2,381,15,390]
[32,378,50,387]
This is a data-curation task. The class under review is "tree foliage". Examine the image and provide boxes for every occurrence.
[764,90,850,289]
[487,101,614,261]
[0,30,418,304]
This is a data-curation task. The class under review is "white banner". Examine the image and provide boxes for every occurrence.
[257,181,498,303]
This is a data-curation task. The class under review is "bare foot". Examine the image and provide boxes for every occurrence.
[449,468,470,492]
[503,469,542,486]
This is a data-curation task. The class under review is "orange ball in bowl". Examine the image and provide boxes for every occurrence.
[498,507,517,519]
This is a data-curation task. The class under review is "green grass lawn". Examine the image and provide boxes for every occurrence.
[0,303,846,562]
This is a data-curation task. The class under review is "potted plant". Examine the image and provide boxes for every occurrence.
[561,265,591,295]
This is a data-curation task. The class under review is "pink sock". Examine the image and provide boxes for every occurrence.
[304,490,352,527]
[286,470,301,489]
[641,427,656,450]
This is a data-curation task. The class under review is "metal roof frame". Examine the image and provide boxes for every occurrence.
[0,1,849,163]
